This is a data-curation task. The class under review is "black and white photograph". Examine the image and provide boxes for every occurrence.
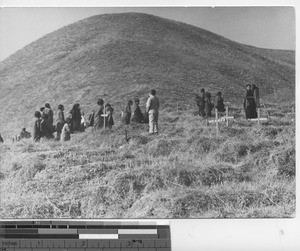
[0,5,295,221]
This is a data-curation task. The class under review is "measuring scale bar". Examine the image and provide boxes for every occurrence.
[0,220,171,251]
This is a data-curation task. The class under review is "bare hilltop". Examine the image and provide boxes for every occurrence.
[0,12,295,136]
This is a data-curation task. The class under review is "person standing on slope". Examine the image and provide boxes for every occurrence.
[146,89,159,134]
[56,104,65,140]
[61,118,72,142]
[204,92,213,117]
[196,88,206,117]
[122,100,133,125]
[244,84,257,119]
[69,103,82,132]
[105,103,114,129]
[33,111,42,141]
[43,103,54,132]
[0,133,4,143]
[94,99,105,128]
[252,84,260,108]
[214,92,226,113]
[131,98,144,124]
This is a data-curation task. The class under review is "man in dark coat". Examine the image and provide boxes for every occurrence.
[196,88,206,117]
[204,92,213,117]
[215,92,226,112]
[122,100,133,125]
[94,99,104,128]
[0,133,3,143]
[131,98,144,124]
[70,103,81,132]
[244,84,257,119]
[33,111,42,141]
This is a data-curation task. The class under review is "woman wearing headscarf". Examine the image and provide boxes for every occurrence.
[122,100,133,125]
[70,103,81,132]
[204,92,213,117]
[94,99,104,128]
[131,98,144,124]
[244,84,257,119]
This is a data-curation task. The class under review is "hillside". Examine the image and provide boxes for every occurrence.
[0,12,295,138]
[0,12,296,219]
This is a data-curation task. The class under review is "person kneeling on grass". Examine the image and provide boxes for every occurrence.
[146,89,159,134]
[61,118,72,142]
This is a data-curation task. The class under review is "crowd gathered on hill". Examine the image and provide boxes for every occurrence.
[0,85,260,143]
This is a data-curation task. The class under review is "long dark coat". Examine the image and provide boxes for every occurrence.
[131,103,144,124]
[215,96,225,112]
[196,93,206,117]
[70,108,81,131]
[204,95,213,117]
[94,105,104,128]
[122,104,132,125]
[244,90,257,119]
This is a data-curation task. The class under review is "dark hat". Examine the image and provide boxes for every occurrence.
[34,111,41,118]
[201,88,205,93]
[97,99,104,105]
[128,100,133,105]
[150,89,156,96]
[217,91,222,96]
[246,84,251,88]
[58,104,64,109]
[45,103,50,108]
[40,107,45,112]
[22,128,26,131]
[105,103,111,107]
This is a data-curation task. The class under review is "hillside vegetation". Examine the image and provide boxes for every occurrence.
[0,12,295,137]
[0,104,295,218]
[0,12,295,218]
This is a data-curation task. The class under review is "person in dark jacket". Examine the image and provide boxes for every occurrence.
[215,92,226,113]
[244,84,257,119]
[0,133,4,143]
[33,111,42,141]
[43,103,54,128]
[252,84,260,108]
[18,128,31,140]
[41,114,54,139]
[196,88,206,117]
[70,103,81,132]
[105,103,114,129]
[56,104,65,140]
[94,99,104,128]
[131,98,144,124]
[122,100,133,125]
[204,92,213,117]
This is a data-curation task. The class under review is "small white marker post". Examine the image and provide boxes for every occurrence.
[101,102,108,130]
[226,106,229,127]
[215,109,219,135]
[257,108,261,126]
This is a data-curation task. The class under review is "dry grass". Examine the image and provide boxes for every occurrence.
[0,104,295,219]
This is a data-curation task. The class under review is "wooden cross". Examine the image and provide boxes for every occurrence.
[101,102,108,129]
[247,108,268,125]
[207,107,234,126]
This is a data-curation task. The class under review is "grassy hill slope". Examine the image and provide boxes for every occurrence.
[0,12,295,137]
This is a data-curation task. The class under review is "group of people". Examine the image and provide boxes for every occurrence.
[31,89,160,142]
[195,84,260,120]
[0,86,261,144]
[33,102,86,142]
[120,89,160,134]
[195,89,226,118]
